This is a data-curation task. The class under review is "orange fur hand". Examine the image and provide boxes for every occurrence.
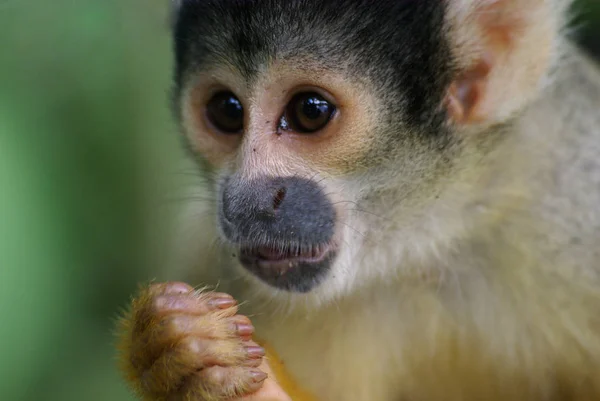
[116,282,270,401]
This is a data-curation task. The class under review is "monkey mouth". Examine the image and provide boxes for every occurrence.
[238,243,336,292]
[240,244,332,268]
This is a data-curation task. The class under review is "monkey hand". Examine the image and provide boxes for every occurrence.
[117,282,284,401]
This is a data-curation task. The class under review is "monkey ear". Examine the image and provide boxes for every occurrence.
[444,0,568,126]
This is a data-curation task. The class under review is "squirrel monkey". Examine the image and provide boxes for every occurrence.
[117,1,600,400]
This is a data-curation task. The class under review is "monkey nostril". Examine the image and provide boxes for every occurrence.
[273,187,287,210]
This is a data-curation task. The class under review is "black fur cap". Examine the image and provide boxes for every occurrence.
[172,0,454,132]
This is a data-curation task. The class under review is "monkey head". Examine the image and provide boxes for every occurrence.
[171,0,564,298]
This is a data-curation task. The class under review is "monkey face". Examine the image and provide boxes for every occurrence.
[172,1,473,295]
[180,67,371,292]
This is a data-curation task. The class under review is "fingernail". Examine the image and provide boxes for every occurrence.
[208,298,237,309]
[246,346,266,358]
[250,370,268,383]
[236,323,255,336]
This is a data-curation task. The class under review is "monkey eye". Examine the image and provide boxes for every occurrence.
[283,92,336,134]
[206,91,244,134]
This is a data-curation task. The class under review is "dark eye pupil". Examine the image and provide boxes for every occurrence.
[223,97,242,119]
[286,92,335,133]
[206,91,243,134]
[303,97,329,120]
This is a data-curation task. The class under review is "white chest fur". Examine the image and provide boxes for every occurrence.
[253,288,410,401]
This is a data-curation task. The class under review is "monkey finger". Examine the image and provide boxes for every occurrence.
[238,359,293,401]
[141,336,252,396]
[151,292,238,317]
[240,340,266,368]
[145,282,194,298]
[138,284,236,321]
[130,282,196,335]
[154,313,252,343]
[160,281,195,295]
[180,366,268,401]
[132,313,250,369]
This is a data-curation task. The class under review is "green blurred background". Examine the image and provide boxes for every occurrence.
[0,1,598,400]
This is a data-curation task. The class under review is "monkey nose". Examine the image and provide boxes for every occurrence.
[255,186,287,220]
[218,175,336,245]
[272,187,287,211]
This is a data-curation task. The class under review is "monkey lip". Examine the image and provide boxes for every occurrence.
[238,243,334,275]
[242,244,331,263]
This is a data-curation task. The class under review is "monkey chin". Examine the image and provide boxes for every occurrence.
[238,243,338,293]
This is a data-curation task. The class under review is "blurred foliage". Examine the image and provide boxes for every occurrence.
[0,1,598,401]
